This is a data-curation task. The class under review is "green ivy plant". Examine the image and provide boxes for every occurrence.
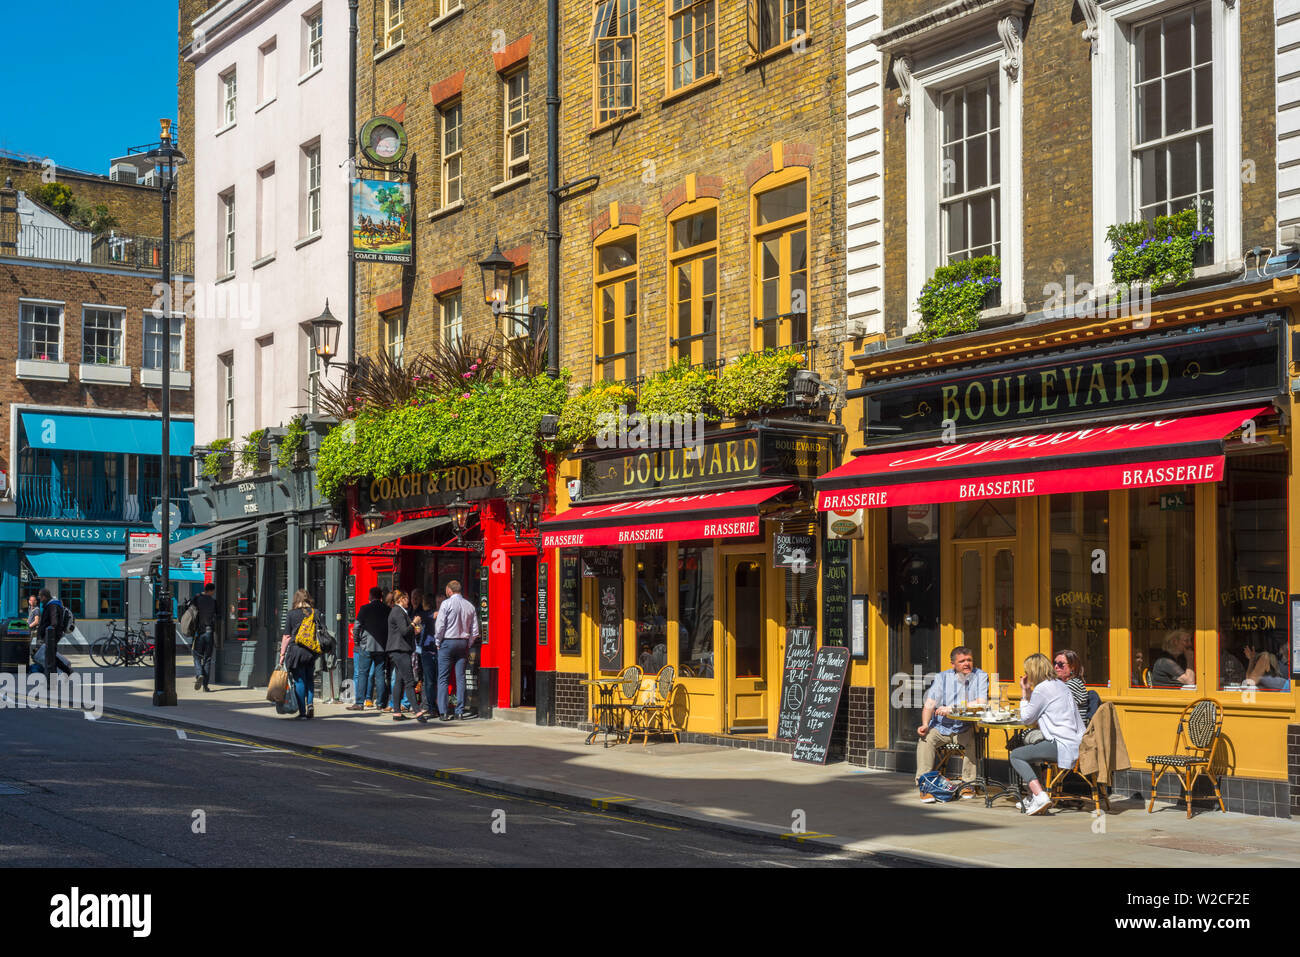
[201,438,233,480]
[915,255,1001,343]
[1106,208,1212,290]
[276,415,310,471]
[713,348,806,417]
[554,381,638,449]
[637,359,719,418]
[316,372,568,501]
[239,429,267,469]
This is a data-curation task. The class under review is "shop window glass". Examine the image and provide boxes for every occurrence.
[58,580,84,618]
[635,544,669,674]
[734,560,763,677]
[1217,453,1289,691]
[22,578,45,606]
[953,499,1016,539]
[1049,491,1110,686]
[1129,485,1196,688]
[98,580,124,618]
[677,545,713,677]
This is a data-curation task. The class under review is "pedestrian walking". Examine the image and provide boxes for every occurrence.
[37,588,70,679]
[433,580,478,721]
[188,582,218,692]
[282,589,321,719]
[413,590,438,719]
[347,586,390,711]
[387,589,418,720]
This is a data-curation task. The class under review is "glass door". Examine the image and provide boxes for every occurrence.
[952,540,1016,685]
[725,555,767,731]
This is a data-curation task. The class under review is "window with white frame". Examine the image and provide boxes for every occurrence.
[383,0,405,50]
[593,0,637,125]
[440,292,463,346]
[305,332,321,413]
[221,190,236,274]
[1132,2,1213,228]
[383,312,405,367]
[940,75,1001,263]
[143,313,184,371]
[306,10,323,71]
[258,39,277,104]
[441,101,463,205]
[221,353,235,438]
[82,307,124,365]
[504,68,530,179]
[19,302,62,362]
[502,270,529,338]
[256,167,275,259]
[1091,0,1238,278]
[303,142,322,236]
[221,68,237,125]
[440,0,463,14]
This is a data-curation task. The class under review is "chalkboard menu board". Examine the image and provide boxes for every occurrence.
[774,534,817,571]
[559,554,581,656]
[582,548,623,578]
[792,646,850,764]
[537,560,549,646]
[478,565,490,645]
[776,626,816,741]
[597,577,623,672]
[822,537,852,649]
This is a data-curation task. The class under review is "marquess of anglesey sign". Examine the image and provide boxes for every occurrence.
[858,318,1283,444]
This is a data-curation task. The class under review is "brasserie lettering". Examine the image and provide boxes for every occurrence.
[941,355,1169,425]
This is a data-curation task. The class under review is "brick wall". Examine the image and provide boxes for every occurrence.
[846,685,874,766]
[555,671,588,727]
[558,0,847,387]
[355,0,551,363]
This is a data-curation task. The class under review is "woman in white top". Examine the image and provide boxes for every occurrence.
[1012,653,1086,816]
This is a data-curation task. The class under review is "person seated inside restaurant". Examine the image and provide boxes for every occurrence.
[915,646,988,803]
[1151,630,1195,688]
[1220,646,1247,686]
[1243,644,1289,691]
[1011,653,1086,816]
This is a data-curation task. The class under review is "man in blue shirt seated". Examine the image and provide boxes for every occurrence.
[916,646,988,803]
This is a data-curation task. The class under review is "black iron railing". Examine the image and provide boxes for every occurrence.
[2,223,194,275]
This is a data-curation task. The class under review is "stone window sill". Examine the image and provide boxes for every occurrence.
[429,6,464,31]
[294,233,323,250]
[374,40,405,64]
[255,97,277,114]
[745,34,814,71]
[215,272,237,285]
[298,65,323,86]
[428,200,465,222]
[252,253,276,270]
[590,109,641,136]
[215,120,236,137]
[661,73,721,107]
[490,173,530,196]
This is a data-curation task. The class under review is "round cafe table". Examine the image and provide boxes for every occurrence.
[946,711,1032,809]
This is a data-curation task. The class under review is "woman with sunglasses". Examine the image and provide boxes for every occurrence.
[1053,649,1089,725]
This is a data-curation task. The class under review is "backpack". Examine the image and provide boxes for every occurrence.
[917,770,960,803]
[56,602,74,635]
[179,600,199,639]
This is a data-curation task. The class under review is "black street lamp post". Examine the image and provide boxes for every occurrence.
[147,118,186,707]
[478,240,547,337]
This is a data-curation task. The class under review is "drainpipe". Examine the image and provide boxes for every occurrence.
[348,0,359,373]
[546,0,560,379]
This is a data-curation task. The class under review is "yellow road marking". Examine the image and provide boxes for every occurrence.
[781,831,834,842]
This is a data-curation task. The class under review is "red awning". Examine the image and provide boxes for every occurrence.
[816,406,1271,511]
[540,484,793,548]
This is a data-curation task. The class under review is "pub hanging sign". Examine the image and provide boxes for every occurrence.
[862,318,1283,445]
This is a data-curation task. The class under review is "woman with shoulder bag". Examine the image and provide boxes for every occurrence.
[283,589,322,719]
[1011,653,1086,816]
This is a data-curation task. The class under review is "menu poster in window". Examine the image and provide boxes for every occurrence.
[774,534,817,571]
[1292,595,1300,677]
[478,564,490,645]
[582,548,622,579]
[559,554,581,656]
[821,536,851,648]
[537,561,549,646]
[597,577,623,672]
[792,646,850,765]
[776,626,816,741]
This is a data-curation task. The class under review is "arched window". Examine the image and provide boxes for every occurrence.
[667,198,718,367]
[751,168,808,350]
[593,225,638,383]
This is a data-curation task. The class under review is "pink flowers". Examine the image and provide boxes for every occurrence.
[470,363,479,372]
[462,371,473,379]
[461,392,471,399]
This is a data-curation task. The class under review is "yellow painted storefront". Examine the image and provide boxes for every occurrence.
[831,277,1300,786]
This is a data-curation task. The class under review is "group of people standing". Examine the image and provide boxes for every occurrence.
[342,580,480,722]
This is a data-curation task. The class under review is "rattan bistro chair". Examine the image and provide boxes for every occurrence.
[1145,698,1226,818]
[626,666,677,747]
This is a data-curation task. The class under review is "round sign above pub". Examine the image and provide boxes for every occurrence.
[359,116,408,166]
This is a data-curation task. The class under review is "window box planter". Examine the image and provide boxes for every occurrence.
[912,256,1002,344]
[142,369,192,390]
[78,363,132,386]
[1107,208,1213,292]
[16,359,70,382]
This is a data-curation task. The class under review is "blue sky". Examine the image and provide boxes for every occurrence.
[0,3,176,174]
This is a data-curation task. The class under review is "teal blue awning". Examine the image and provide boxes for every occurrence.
[20,412,195,456]
[25,549,127,580]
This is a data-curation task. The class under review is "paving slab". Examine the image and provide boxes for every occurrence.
[74,665,1300,867]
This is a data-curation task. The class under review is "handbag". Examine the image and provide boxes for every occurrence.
[267,667,290,704]
[282,677,299,715]
[314,613,336,654]
[918,770,960,803]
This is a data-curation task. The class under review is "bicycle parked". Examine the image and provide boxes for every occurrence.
[90,621,155,668]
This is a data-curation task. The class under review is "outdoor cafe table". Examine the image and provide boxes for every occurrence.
[580,677,627,747]
[947,712,1031,809]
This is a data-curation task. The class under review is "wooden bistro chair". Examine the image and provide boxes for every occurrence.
[626,666,676,747]
[1145,698,1227,818]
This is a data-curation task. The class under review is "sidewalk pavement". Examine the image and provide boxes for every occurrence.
[91,665,1300,867]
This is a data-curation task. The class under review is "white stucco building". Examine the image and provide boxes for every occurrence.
[186,0,350,446]
[845,0,885,338]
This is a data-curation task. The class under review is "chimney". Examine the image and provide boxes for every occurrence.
[0,178,16,253]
